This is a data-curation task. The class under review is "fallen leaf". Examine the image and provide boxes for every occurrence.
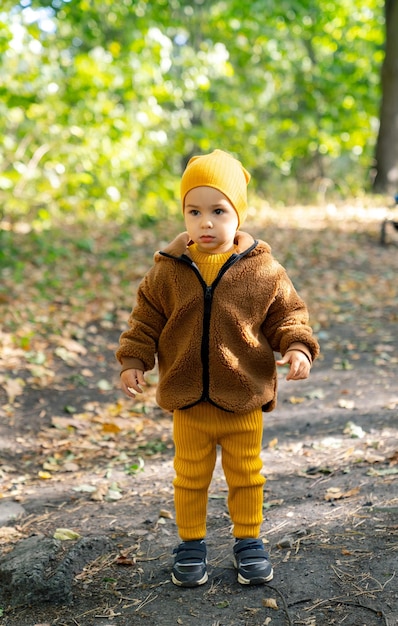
[42,461,59,471]
[338,399,355,410]
[333,359,354,370]
[342,446,356,459]
[288,396,305,404]
[263,499,284,509]
[73,484,97,493]
[102,422,122,434]
[0,377,25,403]
[375,343,394,353]
[306,388,325,400]
[363,450,386,464]
[106,488,123,501]
[90,484,109,501]
[81,368,94,377]
[115,554,136,566]
[262,597,278,610]
[268,437,278,449]
[388,451,398,466]
[64,405,77,414]
[367,467,398,477]
[344,421,365,437]
[54,346,80,364]
[53,528,81,540]
[125,457,145,474]
[97,379,113,391]
[55,337,87,355]
[325,486,360,501]
[159,509,173,519]
[63,461,80,472]
[38,471,52,479]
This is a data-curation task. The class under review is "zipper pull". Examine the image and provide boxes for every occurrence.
[205,286,212,299]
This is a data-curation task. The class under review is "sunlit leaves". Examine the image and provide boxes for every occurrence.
[0,0,388,223]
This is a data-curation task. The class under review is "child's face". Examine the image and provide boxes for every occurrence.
[184,186,239,254]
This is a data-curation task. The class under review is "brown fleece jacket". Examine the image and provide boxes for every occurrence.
[116,231,320,413]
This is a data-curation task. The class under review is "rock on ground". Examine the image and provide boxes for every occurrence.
[0,534,113,607]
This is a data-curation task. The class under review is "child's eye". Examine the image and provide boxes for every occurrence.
[189,209,200,216]
[214,208,224,215]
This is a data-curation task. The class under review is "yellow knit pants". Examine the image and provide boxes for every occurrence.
[173,403,265,541]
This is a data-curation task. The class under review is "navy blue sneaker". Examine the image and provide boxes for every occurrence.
[171,540,208,587]
[233,538,273,585]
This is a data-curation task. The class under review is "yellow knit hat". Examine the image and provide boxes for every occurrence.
[180,149,251,227]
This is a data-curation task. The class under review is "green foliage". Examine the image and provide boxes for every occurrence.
[0,0,386,225]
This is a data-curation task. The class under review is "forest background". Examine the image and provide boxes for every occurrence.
[1,0,398,232]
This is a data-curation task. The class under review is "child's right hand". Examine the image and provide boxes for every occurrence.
[120,368,146,398]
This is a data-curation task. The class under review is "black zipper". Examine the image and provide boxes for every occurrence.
[181,253,245,406]
[201,284,213,401]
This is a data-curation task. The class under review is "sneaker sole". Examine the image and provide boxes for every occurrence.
[171,571,208,587]
[237,568,274,585]
[233,556,274,585]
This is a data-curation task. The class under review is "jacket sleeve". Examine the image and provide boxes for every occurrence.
[261,264,320,361]
[115,269,167,372]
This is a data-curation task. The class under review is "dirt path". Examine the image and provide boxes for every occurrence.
[1,317,397,626]
[1,208,398,625]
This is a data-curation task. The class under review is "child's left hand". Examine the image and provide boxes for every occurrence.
[276,350,311,381]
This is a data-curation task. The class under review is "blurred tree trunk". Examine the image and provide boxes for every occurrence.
[373,0,398,194]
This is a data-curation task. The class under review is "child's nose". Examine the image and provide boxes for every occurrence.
[201,216,213,227]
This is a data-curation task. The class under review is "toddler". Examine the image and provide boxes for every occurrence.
[116,150,320,587]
